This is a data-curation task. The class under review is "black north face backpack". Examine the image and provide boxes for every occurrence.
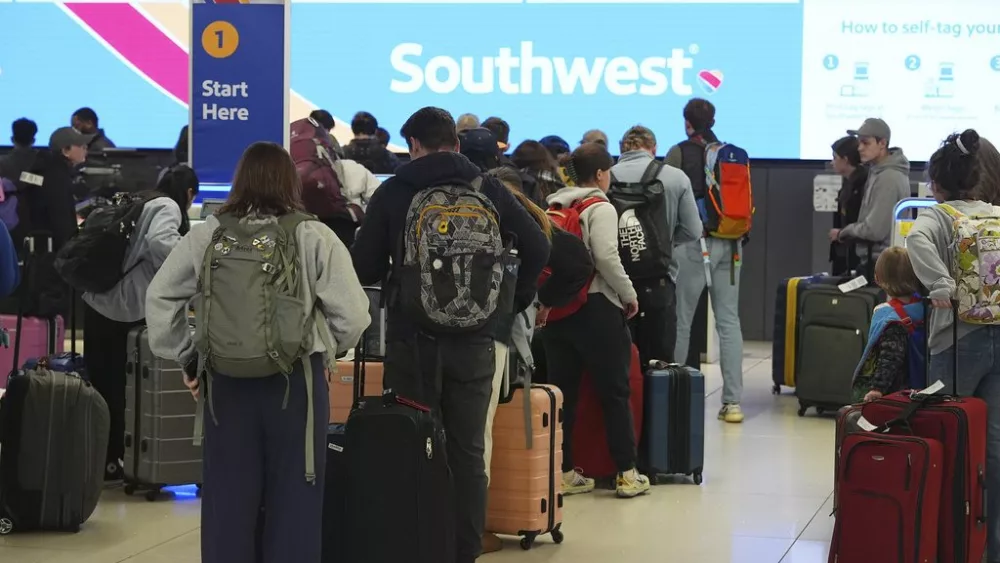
[608,160,673,282]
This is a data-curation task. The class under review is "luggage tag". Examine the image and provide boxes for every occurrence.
[0,328,8,349]
[838,275,868,293]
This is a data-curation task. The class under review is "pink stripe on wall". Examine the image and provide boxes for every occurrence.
[64,3,189,104]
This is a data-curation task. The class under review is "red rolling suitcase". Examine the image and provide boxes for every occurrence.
[830,432,944,563]
[572,344,643,479]
[858,305,988,563]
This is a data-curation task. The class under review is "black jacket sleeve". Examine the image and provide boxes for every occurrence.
[349,185,392,285]
[486,178,550,312]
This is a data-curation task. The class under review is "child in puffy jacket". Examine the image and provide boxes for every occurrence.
[851,247,926,403]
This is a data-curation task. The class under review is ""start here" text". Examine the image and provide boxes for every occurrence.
[201,80,250,121]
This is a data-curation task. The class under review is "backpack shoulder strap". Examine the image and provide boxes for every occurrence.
[936,203,963,219]
[574,196,604,213]
[277,211,316,235]
[640,160,666,185]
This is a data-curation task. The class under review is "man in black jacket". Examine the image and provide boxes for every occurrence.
[351,107,549,563]
[0,118,39,182]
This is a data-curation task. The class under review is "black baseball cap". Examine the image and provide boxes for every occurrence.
[460,128,499,156]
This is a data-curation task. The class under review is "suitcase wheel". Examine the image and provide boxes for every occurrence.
[692,472,703,486]
[0,517,13,535]
[520,532,538,550]
[124,484,136,496]
[797,405,808,417]
[772,384,780,395]
[144,490,159,502]
[551,525,564,544]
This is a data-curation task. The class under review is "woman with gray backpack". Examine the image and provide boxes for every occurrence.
[144,142,370,563]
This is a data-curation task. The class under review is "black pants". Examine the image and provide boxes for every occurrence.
[82,303,142,470]
[383,335,495,563]
[541,294,636,473]
[628,278,677,368]
[201,354,328,563]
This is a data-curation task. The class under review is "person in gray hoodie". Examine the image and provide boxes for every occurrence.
[82,164,199,482]
[540,143,651,499]
[144,143,369,563]
[611,125,702,367]
[830,118,911,266]
[907,129,1000,562]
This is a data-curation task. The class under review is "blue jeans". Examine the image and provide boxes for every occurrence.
[674,238,744,404]
[931,326,1000,560]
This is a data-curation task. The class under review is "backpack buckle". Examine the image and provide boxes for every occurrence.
[262,263,276,274]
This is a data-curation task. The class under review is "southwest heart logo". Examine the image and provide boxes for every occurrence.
[697,70,724,95]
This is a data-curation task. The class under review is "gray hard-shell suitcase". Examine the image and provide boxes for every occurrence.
[641,363,706,485]
[0,367,109,534]
[123,326,202,501]
[795,286,881,416]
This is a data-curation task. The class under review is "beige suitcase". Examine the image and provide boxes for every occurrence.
[486,384,564,550]
[328,360,383,424]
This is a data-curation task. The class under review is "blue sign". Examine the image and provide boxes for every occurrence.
[190,0,288,184]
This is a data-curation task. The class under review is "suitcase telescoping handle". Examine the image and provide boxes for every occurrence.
[11,234,54,375]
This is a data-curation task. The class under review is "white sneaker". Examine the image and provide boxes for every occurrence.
[561,468,595,495]
[718,404,745,423]
[615,468,651,498]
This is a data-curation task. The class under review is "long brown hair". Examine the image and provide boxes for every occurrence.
[218,142,303,218]
[974,137,1000,205]
[488,167,552,240]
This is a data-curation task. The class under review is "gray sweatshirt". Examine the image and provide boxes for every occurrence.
[546,186,637,308]
[83,197,183,323]
[906,200,995,353]
[144,215,371,367]
[839,148,911,252]
[611,151,703,281]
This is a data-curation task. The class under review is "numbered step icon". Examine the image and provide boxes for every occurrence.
[823,54,839,71]
[202,21,240,59]
[991,56,1000,72]
[905,55,921,71]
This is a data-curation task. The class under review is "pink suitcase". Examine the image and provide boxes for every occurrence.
[0,314,64,389]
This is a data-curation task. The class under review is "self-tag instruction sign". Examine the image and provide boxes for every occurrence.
[190,0,289,185]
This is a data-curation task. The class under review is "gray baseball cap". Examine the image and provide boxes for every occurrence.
[847,118,891,142]
[49,127,90,151]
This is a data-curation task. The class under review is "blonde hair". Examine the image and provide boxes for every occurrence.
[874,247,923,298]
[487,168,552,240]
[620,125,657,153]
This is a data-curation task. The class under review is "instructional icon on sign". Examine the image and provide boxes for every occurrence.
[905,55,921,71]
[202,20,239,59]
[925,62,954,99]
[992,56,1000,72]
[823,54,839,71]
[839,61,869,98]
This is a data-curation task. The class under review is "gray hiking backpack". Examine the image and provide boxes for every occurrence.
[398,177,510,333]
[193,211,335,483]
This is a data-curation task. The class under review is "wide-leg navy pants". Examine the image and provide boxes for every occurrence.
[200,353,329,563]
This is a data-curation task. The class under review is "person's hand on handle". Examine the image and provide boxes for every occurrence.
[863,390,883,403]
[183,355,201,400]
[624,300,640,320]
[535,305,551,328]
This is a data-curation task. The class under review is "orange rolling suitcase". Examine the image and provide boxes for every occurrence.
[486,382,564,551]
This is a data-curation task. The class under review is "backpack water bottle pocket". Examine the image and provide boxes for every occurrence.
[274,294,308,360]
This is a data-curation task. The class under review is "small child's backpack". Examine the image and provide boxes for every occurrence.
[937,203,1000,324]
[539,197,603,322]
[887,299,927,389]
[701,142,754,240]
[398,177,510,333]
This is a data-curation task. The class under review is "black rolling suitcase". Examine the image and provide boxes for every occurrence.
[0,290,109,534]
[795,286,881,416]
[771,274,844,394]
[327,334,454,563]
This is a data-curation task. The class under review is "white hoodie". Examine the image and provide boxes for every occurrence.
[546,186,637,309]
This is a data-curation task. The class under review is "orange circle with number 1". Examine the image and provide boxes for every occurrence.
[201,21,239,59]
